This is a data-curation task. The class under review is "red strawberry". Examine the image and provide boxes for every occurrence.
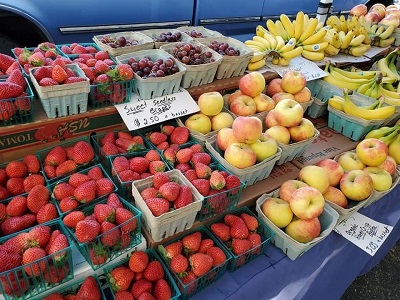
[145,197,170,217]
[5,61,20,75]
[59,196,80,213]
[0,53,15,71]
[184,169,198,182]
[107,193,123,208]
[51,65,68,83]
[23,174,44,193]
[101,131,116,146]
[180,271,198,295]
[248,232,262,254]
[115,207,137,234]
[76,275,102,300]
[182,231,202,254]
[87,165,104,180]
[95,177,115,197]
[170,127,190,144]
[26,224,51,248]
[53,182,75,201]
[118,169,139,182]
[102,142,119,155]
[81,67,96,83]
[209,170,226,190]
[190,152,212,166]
[189,253,213,276]
[130,279,152,299]
[173,185,193,209]
[170,253,189,275]
[94,60,111,74]
[64,76,86,84]
[5,160,28,178]
[0,101,16,120]
[6,195,27,216]
[206,246,227,267]
[161,124,175,136]
[63,210,85,228]
[224,214,242,226]
[129,250,149,273]
[45,146,67,166]
[210,222,231,242]
[75,218,101,243]
[0,232,28,255]
[194,163,211,179]
[43,265,69,285]
[6,177,24,196]
[36,202,58,224]
[22,154,41,174]
[112,156,130,173]
[0,214,36,235]
[149,160,166,175]
[74,180,96,203]
[55,160,77,177]
[241,213,259,231]
[143,260,164,282]
[153,278,172,300]
[152,172,170,189]
[115,137,145,152]
[162,147,176,165]
[27,184,50,213]
[0,186,8,201]
[100,221,121,247]
[230,218,249,239]
[156,141,169,150]
[175,148,193,164]
[158,241,183,260]
[189,143,203,153]
[191,178,210,196]
[6,69,27,90]
[89,243,109,265]
[115,291,135,300]
[28,52,45,67]
[232,238,252,255]
[108,266,135,292]
[129,157,150,174]
[33,66,51,82]
[115,63,134,81]
[94,50,109,60]
[140,187,159,200]
[39,77,59,86]
[145,149,161,161]
[72,141,95,164]
[158,181,181,202]
[225,175,242,194]
[198,238,215,254]
[47,233,69,261]
[206,189,228,213]
[22,247,47,276]
[94,203,115,223]
[68,173,91,188]
[148,132,168,146]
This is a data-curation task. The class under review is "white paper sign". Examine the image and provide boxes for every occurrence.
[266,56,328,81]
[115,89,199,130]
[363,46,390,59]
[323,52,371,65]
[334,212,393,256]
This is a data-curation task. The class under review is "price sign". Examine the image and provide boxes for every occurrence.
[266,56,328,81]
[115,89,199,130]
[363,46,390,59]
[325,52,370,65]
[334,212,393,256]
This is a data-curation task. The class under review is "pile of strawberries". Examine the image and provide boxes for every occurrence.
[143,123,190,150]
[139,171,196,216]
[41,139,96,181]
[51,165,115,214]
[0,53,19,76]
[43,275,102,300]
[106,250,175,300]
[62,193,138,266]
[58,43,116,68]
[97,130,147,157]
[210,211,263,268]
[158,230,228,297]
[0,224,71,297]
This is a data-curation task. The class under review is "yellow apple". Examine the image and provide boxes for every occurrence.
[288,118,315,143]
[238,71,266,98]
[355,138,388,167]
[281,70,307,94]
[216,127,239,151]
[339,169,374,201]
[298,165,330,194]
[363,166,393,192]
[265,125,291,145]
[261,197,293,228]
[272,92,295,104]
[211,112,234,131]
[369,3,386,21]
[232,116,263,144]
[289,186,325,220]
[273,99,304,128]
[224,142,257,169]
[184,113,212,134]
[253,93,275,112]
[316,158,345,186]
[197,91,224,116]
[227,89,242,106]
[293,86,312,103]
[285,216,321,243]
[264,109,280,128]
[249,132,278,162]
[279,179,309,203]
[229,94,257,116]
[337,151,366,171]
[323,186,348,208]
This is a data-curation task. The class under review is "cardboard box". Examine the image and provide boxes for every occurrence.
[291,126,358,169]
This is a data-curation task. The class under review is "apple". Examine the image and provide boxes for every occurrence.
[386,7,400,20]
[279,179,309,203]
[288,118,315,143]
[377,155,397,175]
[298,165,330,194]
[261,197,293,228]
[336,151,366,171]
[232,116,263,144]
[184,113,212,134]
[265,125,291,145]
[285,216,321,243]
[216,127,239,151]
[350,4,368,16]
[238,71,266,98]
[273,99,304,128]
[315,158,345,186]
[264,109,280,128]
[293,86,312,103]
[323,186,348,208]
[224,142,257,169]
[197,91,224,117]
[211,112,234,131]
[229,95,257,116]
[281,70,307,95]
[249,132,278,162]
[355,138,388,167]
[253,93,275,112]
[339,169,374,201]
[272,92,295,104]
[364,11,382,23]
[227,89,242,106]
[289,186,325,220]
[266,78,284,97]
[363,166,393,192]
[369,3,387,21]
[379,14,400,27]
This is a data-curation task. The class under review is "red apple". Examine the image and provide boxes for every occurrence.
[232,116,263,144]
[279,179,309,203]
[290,186,325,220]
[285,216,321,243]
[253,93,275,112]
[264,109,280,128]
[379,14,400,27]
[281,70,307,94]
[339,169,374,201]
[224,142,257,169]
[323,186,348,208]
[316,158,345,186]
[377,155,397,175]
[229,95,257,116]
[364,11,381,23]
[238,71,266,98]
[369,3,387,21]
[273,99,304,127]
[293,86,312,103]
[272,92,295,104]
[266,78,284,97]
[227,89,243,106]
[355,138,388,167]
[216,127,239,151]
[288,118,315,143]
[350,4,368,16]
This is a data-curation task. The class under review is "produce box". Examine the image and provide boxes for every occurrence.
[0,220,74,299]
[255,192,339,260]
[131,169,203,242]
[115,49,186,100]
[140,28,193,48]
[364,169,400,207]
[63,195,142,270]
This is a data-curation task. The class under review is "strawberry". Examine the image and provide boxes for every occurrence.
[247,232,262,254]
[114,63,134,81]
[68,173,91,188]
[173,185,193,209]
[89,243,109,265]
[230,218,249,239]
[189,143,203,153]
[100,221,121,247]
[94,203,115,223]
[106,193,123,208]
[28,52,45,67]
[170,127,190,144]
[194,163,211,179]
[149,160,167,174]
[71,44,87,54]
[22,247,47,276]
[63,211,85,228]
[189,253,213,276]
[140,187,159,200]
[43,164,56,179]
[158,241,183,260]
[145,197,170,217]
[87,166,104,180]
[129,157,150,174]
[118,170,138,182]
[190,152,212,165]
[36,202,58,224]
[0,202,6,221]
[206,246,227,267]
[180,271,198,295]
[6,195,27,216]
[184,169,198,182]
[0,53,15,71]
[42,292,64,299]
[1,232,28,254]
[45,229,60,253]
[112,156,130,173]
[73,180,96,203]
[101,131,116,146]
[95,177,115,197]
[75,218,101,243]
[182,231,202,254]
[102,142,119,155]
[225,175,242,194]
[130,279,152,299]
[115,207,137,234]
[39,77,59,86]
[5,160,28,178]
[241,213,259,231]
[81,66,96,83]
[33,66,51,82]
[210,222,231,242]
[232,238,252,255]
[170,253,189,275]
[0,168,7,186]
[76,275,102,300]
[0,214,36,236]
[143,260,164,282]
[0,249,22,273]
[72,141,95,164]
[47,233,69,261]
[108,266,135,292]
[152,172,170,189]
[5,61,20,75]
[94,60,111,74]
[153,278,172,300]
[156,141,169,150]
[191,178,210,196]
[0,100,16,121]
[198,238,215,254]
[160,124,175,136]
[115,291,135,300]
[206,189,228,213]
[58,196,80,213]
[45,146,67,166]
[22,173,45,192]
[53,182,75,201]
[115,137,145,152]
[145,150,161,162]
[162,147,176,165]
[128,250,149,273]
[158,181,181,202]
[51,65,68,83]
[148,132,168,146]
[175,148,193,164]
[224,213,242,227]
[43,265,69,285]
[210,170,226,190]
[26,224,51,248]
[55,160,78,177]
[94,50,109,60]
[27,184,50,213]
[6,69,27,90]
[6,177,24,196]
[64,76,86,84]
[22,154,41,174]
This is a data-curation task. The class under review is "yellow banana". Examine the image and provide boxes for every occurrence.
[275,20,289,40]
[266,19,280,37]
[301,28,327,45]
[253,35,272,49]
[302,49,325,61]
[365,125,400,139]
[249,52,266,63]
[384,82,397,92]
[328,96,344,111]
[303,13,310,29]
[348,44,369,57]
[340,30,355,49]
[349,34,365,47]
[339,15,348,32]
[379,36,396,48]
[280,14,295,38]
[271,56,280,65]
[278,37,297,53]
[375,25,385,37]
[247,58,266,71]
[364,81,379,99]
[294,11,305,39]
[383,95,400,106]
[278,57,291,66]
[323,73,366,90]
[324,44,340,56]
[315,22,325,32]
[330,65,377,80]
[379,83,400,99]
[280,46,303,60]
[303,41,329,52]
[377,49,400,81]
[330,32,342,49]
[370,24,378,35]
[379,129,400,146]
[298,18,319,42]
[256,25,269,37]
[263,33,278,50]
[359,26,372,45]
[275,35,286,50]
[379,24,395,40]
[327,64,372,84]
[245,40,267,51]
[357,81,375,95]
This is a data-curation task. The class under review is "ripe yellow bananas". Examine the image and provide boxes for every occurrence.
[247,58,267,71]
[377,49,400,81]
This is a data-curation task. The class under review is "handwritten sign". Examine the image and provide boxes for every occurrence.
[334,212,393,256]
[324,52,370,65]
[363,46,390,59]
[115,89,199,130]
[266,56,328,81]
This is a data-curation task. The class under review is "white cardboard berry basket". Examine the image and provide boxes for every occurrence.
[160,40,223,88]
[255,191,339,260]
[115,49,187,100]
[140,28,193,49]
[197,36,254,79]
[131,169,203,242]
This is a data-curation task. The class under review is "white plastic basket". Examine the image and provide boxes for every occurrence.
[255,192,339,260]
[140,29,193,49]
[205,135,282,186]
[131,169,203,242]
[160,41,223,88]
[115,49,186,100]
[364,168,400,208]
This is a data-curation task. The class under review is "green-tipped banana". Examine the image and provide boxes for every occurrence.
[377,49,400,81]
[379,127,400,146]
[365,124,400,139]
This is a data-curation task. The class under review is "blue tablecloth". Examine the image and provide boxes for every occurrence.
[190,185,400,300]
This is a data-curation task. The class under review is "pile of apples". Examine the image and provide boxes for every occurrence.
[350,2,400,28]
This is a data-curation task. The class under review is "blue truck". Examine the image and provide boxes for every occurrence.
[0,0,391,55]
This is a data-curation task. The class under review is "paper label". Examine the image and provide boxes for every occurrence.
[324,53,370,64]
[334,212,393,256]
[363,46,391,58]
[115,89,199,130]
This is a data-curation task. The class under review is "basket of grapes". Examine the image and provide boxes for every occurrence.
[160,40,223,89]
[197,36,254,79]
[140,28,193,49]
[115,49,186,100]
[177,26,224,39]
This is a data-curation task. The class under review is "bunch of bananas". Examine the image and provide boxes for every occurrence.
[328,89,396,120]
[377,48,400,106]
[364,123,400,146]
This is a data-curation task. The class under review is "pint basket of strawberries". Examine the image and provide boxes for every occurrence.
[0,220,74,300]
[157,226,231,299]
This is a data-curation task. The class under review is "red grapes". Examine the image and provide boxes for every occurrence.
[127,56,180,78]
[185,30,207,38]
[155,31,183,42]
[170,42,214,65]
[100,35,139,48]
[207,40,241,56]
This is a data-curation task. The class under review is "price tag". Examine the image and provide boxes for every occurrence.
[115,89,199,130]
[325,52,370,65]
[334,212,393,256]
[266,56,328,81]
[363,46,390,58]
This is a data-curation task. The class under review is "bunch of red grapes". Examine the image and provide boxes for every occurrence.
[185,30,207,38]
[155,31,183,43]
[100,35,139,48]
[206,40,241,56]
[127,56,180,78]
[170,42,214,65]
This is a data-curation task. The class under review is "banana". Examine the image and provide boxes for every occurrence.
[377,49,400,81]
[365,81,380,99]
[330,65,377,80]
[301,28,327,45]
[294,11,305,39]
[324,44,340,56]
[303,41,329,52]
[275,35,286,50]
[280,14,295,38]
[271,56,280,65]
[315,22,325,32]
[384,82,398,92]
[370,24,379,35]
[383,95,400,106]
[266,19,280,37]
[363,18,372,33]
[349,34,365,47]
[379,24,395,40]
[303,13,310,29]
[323,73,367,90]
[263,33,278,50]
[278,37,297,53]
[280,46,303,60]
[330,32,342,49]
[357,81,375,95]
[340,30,355,49]
[247,58,266,71]
[301,49,325,61]
[339,15,348,32]
[328,96,344,111]
[328,65,372,84]
[359,26,372,45]
[389,133,400,163]
[365,125,400,139]
[348,44,369,57]
[253,35,272,49]
[298,18,319,43]
[249,52,266,63]
[278,57,291,66]
[256,25,269,37]
[379,83,400,99]
[275,20,289,40]
[245,40,267,51]
[380,128,399,146]
[375,25,385,37]
[379,36,396,48]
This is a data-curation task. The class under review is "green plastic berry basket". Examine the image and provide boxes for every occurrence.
[63,195,142,271]
[0,77,35,127]
[103,248,181,300]
[206,206,275,272]
[157,225,232,300]
[89,76,134,108]
[0,220,74,300]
